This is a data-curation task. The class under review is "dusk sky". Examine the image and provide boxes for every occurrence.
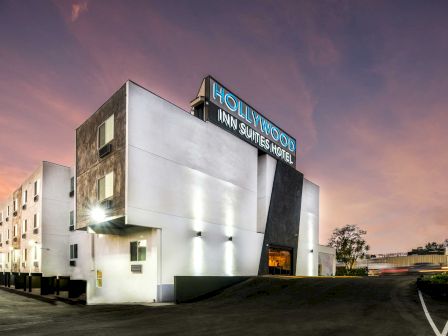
[1,0,447,253]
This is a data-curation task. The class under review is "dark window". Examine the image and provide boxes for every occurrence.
[130,241,146,262]
[69,211,74,231]
[70,244,78,259]
[70,177,75,192]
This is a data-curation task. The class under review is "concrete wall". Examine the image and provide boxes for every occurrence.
[296,179,319,276]
[41,162,72,276]
[257,155,277,234]
[318,245,336,276]
[87,227,158,304]
[122,82,263,300]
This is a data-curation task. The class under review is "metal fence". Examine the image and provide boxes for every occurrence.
[370,255,448,267]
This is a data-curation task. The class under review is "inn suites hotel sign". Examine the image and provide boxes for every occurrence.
[191,76,297,166]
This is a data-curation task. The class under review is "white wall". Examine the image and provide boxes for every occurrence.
[122,82,263,296]
[257,155,276,233]
[41,162,72,276]
[87,228,158,304]
[296,179,319,276]
[318,245,336,276]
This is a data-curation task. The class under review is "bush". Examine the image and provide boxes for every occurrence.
[336,267,368,276]
[428,272,448,284]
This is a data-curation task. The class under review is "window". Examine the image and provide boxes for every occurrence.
[22,219,27,233]
[69,211,74,231]
[70,177,75,192]
[13,224,17,237]
[7,229,10,239]
[23,249,27,262]
[33,245,38,260]
[0,211,3,222]
[96,270,103,288]
[0,233,2,242]
[13,199,17,212]
[23,190,27,205]
[98,115,114,149]
[97,172,114,202]
[70,244,78,259]
[33,213,39,228]
[7,206,10,217]
[130,240,147,262]
[34,180,39,196]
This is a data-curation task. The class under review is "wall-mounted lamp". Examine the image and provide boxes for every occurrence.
[196,231,202,237]
[310,249,314,253]
[228,236,233,241]
[90,206,106,223]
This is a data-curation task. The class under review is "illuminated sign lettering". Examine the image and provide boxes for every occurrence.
[204,77,297,166]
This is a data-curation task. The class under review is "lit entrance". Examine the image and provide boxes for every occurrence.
[268,247,292,275]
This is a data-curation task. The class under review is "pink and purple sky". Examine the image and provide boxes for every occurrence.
[1,0,447,253]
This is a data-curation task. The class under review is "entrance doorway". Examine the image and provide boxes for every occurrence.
[268,247,292,275]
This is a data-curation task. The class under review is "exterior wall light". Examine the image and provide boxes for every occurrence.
[310,249,314,253]
[91,206,106,223]
[228,236,233,241]
[196,231,202,237]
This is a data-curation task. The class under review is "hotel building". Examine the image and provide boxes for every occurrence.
[75,77,328,304]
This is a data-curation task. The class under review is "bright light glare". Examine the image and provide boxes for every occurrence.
[91,207,106,223]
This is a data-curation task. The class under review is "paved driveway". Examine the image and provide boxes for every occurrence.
[0,276,446,335]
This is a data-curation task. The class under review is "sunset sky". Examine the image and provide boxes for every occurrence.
[1,0,447,253]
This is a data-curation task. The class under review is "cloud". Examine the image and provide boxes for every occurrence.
[71,1,88,22]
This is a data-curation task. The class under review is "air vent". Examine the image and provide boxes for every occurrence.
[101,199,113,209]
[33,228,39,234]
[69,260,76,267]
[131,264,143,273]
[98,143,112,158]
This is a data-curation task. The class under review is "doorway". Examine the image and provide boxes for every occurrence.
[268,247,292,275]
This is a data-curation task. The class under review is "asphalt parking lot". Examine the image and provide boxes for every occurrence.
[0,276,446,335]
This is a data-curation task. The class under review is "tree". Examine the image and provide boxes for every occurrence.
[328,224,370,272]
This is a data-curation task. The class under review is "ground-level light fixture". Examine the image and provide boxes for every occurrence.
[91,206,106,223]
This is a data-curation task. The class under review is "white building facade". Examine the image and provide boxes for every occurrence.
[75,78,323,304]
[0,162,75,279]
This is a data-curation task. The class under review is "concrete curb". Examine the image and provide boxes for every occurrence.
[0,286,57,304]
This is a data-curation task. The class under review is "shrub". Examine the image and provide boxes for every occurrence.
[428,272,448,284]
[336,267,368,276]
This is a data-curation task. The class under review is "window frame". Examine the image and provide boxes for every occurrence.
[97,172,114,202]
[97,114,115,150]
[130,240,147,262]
